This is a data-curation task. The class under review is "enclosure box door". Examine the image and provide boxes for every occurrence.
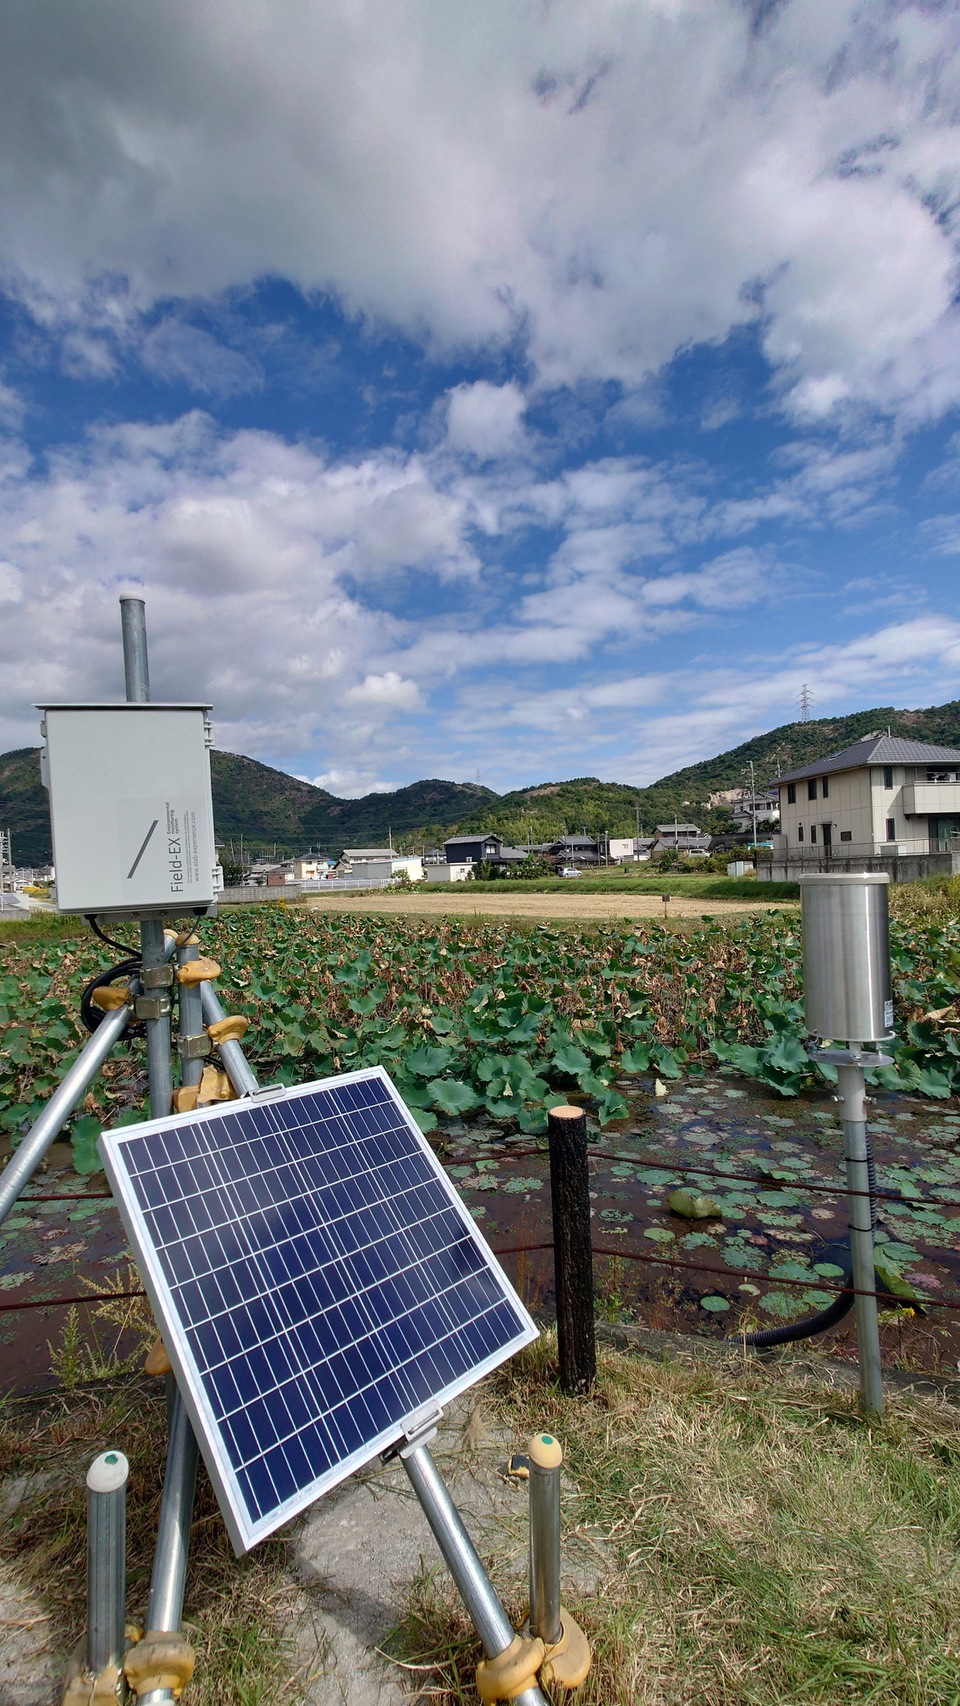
[40,704,217,916]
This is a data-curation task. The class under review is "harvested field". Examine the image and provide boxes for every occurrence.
[301,888,793,921]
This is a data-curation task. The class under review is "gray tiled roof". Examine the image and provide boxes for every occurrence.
[778,735,960,785]
[444,832,502,845]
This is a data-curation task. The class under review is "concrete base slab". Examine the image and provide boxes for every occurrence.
[287,1391,609,1705]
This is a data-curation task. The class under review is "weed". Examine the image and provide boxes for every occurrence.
[392,1337,960,1704]
[0,1380,294,1706]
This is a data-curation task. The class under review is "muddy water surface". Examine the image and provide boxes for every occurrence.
[2,1077,959,1395]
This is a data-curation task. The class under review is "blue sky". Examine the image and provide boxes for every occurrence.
[1,1,960,797]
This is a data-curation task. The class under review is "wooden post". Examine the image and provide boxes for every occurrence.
[547,1104,596,1394]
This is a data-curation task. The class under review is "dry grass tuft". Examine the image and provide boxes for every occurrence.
[0,1379,294,1706]
[390,1335,960,1704]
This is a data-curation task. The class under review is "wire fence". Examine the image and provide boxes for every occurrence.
[6,1144,959,1327]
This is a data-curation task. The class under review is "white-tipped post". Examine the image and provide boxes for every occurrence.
[86,1451,129,1677]
[528,1434,562,1647]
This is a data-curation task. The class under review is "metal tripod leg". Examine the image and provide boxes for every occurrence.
[401,1443,549,1706]
[128,1384,199,1706]
[132,967,262,1700]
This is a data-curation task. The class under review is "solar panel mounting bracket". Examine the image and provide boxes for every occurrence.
[397,1403,445,1457]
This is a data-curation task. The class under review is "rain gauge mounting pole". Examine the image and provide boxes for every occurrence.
[801,873,892,1418]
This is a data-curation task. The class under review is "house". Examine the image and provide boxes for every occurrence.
[607,837,636,861]
[334,848,424,882]
[546,834,602,866]
[730,788,780,831]
[653,823,711,855]
[763,735,960,880]
[423,863,473,884]
[442,833,528,868]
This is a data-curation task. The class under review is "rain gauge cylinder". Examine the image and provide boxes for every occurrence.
[799,871,893,1417]
[799,873,892,1044]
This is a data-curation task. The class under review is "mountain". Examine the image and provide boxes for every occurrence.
[628,700,960,832]
[0,747,498,866]
[5,695,960,866]
[419,699,960,842]
[0,749,54,868]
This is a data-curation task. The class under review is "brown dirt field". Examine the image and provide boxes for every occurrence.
[300,889,795,922]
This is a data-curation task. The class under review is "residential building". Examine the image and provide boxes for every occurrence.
[334,849,424,882]
[442,833,528,868]
[547,833,603,866]
[423,863,473,884]
[653,823,711,855]
[763,735,960,880]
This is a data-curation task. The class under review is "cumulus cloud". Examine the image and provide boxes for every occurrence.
[345,671,424,711]
[445,381,527,461]
[0,1,957,419]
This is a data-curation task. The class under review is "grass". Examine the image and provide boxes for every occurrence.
[389,1336,960,1705]
[0,912,86,944]
[461,874,801,900]
[0,1377,295,1706]
[3,1341,960,1704]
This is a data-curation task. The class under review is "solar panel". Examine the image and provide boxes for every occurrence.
[99,1067,537,1552]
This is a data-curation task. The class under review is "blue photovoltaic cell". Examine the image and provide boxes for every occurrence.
[100,1069,536,1550]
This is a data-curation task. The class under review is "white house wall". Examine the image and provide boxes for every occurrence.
[779,767,881,851]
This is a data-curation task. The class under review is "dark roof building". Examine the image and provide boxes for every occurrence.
[779,735,960,785]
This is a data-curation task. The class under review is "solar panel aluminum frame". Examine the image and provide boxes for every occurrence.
[99,1065,538,1553]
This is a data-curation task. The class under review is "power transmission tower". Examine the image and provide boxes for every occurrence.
[799,683,813,723]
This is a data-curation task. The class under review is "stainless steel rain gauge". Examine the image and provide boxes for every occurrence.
[800,873,893,1416]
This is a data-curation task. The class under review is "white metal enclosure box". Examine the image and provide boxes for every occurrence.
[39,704,217,915]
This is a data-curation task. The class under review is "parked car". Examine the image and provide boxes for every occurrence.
[559,866,581,878]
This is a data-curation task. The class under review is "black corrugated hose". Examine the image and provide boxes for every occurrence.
[739,1133,879,1348]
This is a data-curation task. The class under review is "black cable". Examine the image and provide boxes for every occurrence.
[85,915,142,957]
[739,1126,886,1350]
[80,958,142,1034]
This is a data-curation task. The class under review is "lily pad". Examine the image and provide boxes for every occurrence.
[668,1188,723,1219]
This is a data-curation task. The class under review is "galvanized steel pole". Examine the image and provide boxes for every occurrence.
[528,1434,562,1647]
[176,938,204,1090]
[199,979,259,1097]
[401,1443,549,1706]
[120,595,150,703]
[837,1061,884,1417]
[0,1000,133,1227]
[141,917,174,1120]
[120,600,174,1121]
[86,1450,129,1678]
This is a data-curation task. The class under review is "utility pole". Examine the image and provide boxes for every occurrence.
[749,760,758,847]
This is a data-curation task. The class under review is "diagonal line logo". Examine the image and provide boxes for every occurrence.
[127,818,159,880]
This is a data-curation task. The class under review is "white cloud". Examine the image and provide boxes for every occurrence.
[445,381,527,461]
[345,671,424,711]
[0,2,957,419]
[450,613,960,786]
[919,514,960,556]
[140,320,262,397]
[306,767,394,797]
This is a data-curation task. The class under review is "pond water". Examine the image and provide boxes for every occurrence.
[1,1073,958,1394]
[439,1072,960,1376]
